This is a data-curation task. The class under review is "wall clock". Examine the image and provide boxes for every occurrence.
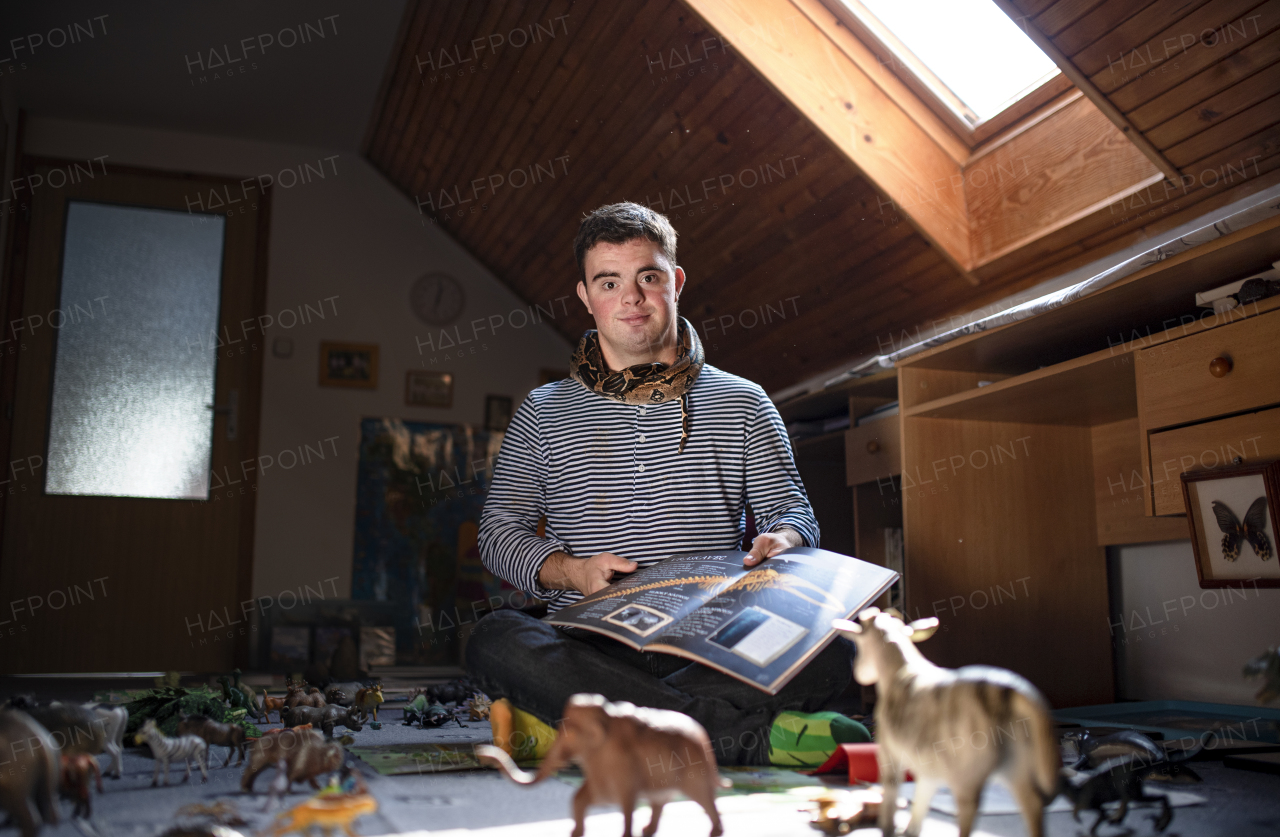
[410,271,465,325]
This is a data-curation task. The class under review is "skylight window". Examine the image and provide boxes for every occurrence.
[843,0,1059,124]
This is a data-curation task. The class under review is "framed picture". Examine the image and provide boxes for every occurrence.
[406,370,453,408]
[1182,461,1280,588]
[485,395,513,432]
[319,341,379,388]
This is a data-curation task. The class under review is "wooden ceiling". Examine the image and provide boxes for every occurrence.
[364,0,1280,395]
[1007,0,1280,192]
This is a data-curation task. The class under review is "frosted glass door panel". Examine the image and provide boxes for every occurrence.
[45,202,226,499]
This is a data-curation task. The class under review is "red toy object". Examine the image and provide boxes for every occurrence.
[808,744,913,784]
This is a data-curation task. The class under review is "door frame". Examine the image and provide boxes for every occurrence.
[0,143,272,667]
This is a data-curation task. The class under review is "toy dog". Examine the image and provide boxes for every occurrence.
[59,753,103,818]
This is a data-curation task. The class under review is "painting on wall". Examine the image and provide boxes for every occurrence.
[320,341,379,388]
[352,418,523,664]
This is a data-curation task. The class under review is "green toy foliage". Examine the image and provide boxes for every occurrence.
[123,685,262,739]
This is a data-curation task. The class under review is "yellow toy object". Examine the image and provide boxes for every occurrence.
[488,698,557,761]
[261,792,377,837]
[353,686,384,723]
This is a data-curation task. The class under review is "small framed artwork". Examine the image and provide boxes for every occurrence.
[406,370,453,408]
[319,341,379,388]
[1182,461,1280,588]
[485,395,513,432]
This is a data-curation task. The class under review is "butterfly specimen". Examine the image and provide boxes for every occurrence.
[1211,497,1272,561]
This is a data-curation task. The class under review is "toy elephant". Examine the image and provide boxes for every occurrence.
[478,694,727,837]
[0,709,61,837]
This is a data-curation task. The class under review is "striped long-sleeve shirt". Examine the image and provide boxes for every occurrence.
[477,364,820,613]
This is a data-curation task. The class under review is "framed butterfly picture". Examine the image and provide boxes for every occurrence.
[1181,461,1280,588]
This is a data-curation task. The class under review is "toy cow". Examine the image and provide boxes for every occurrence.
[478,694,727,837]
[241,728,344,793]
[834,609,1059,837]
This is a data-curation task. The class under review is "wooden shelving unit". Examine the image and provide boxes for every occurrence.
[892,214,1280,708]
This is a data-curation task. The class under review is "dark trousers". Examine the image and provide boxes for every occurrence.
[464,609,853,765]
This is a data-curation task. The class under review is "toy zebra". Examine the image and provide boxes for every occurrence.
[134,719,209,787]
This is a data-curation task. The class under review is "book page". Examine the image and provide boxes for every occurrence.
[648,548,897,693]
[544,551,750,646]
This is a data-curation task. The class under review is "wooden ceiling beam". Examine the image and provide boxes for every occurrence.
[681,0,975,274]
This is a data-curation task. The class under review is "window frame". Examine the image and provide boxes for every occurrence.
[822,0,1072,148]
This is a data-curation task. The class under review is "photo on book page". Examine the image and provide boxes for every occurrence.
[547,547,898,693]
[708,607,808,667]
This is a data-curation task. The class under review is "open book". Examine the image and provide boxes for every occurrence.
[545,547,898,694]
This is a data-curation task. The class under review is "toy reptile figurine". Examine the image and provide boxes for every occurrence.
[218,670,262,721]
[1059,754,1175,835]
[402,690,429,726]
[1062,729,1202,783]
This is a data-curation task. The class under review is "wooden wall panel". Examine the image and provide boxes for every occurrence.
[899,411,1114,707]
[967,95,1159,265]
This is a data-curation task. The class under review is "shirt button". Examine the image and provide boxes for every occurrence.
[637,463,646,473]
[638,435,647,443]
[639,407,647,415]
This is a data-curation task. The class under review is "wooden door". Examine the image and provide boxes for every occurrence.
[0,158,269,672]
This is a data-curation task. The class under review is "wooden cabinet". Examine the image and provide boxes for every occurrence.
[1147,408,1280,515]
[885,213,1280,708]
[845,416,901,487]
[1136,307,1280,431]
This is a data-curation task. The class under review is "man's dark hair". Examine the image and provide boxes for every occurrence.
[573,202,678,283]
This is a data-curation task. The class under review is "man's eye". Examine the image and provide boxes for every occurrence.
[603,282,616,290]
[641,274,657,283]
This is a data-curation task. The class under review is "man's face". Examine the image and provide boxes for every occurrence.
[576,238,685,368]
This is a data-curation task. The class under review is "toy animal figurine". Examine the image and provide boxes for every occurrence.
[285,704,364,738]
[427,677,480,705]
[241,727,344,793]
[12,701,107,758]
[177,713,249,768]
[324,681,369,707]
[1063,729,1201,782]
[262,788,377,837]
[1059,754,1174,835]
[402,689,429,725]
[808,789,883,836]
[218,675,258,720]
[81,702,128,779]
[59,753,103,819]
[353,686,383,722]
[262,690,289,724]
[834,609,1059,837]
[420,701,458,728]
[135,719,210,786]
[478,694,728,837]
[284,680,326,710]
[465,692,492,721]
[0,710,60,837]
[1244,647,1280,704]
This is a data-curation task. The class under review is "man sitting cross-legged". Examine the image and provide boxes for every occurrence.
[467,202,868,766]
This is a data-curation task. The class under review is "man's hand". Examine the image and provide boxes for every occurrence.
[744,529,802,567]
[539,551,638,596]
